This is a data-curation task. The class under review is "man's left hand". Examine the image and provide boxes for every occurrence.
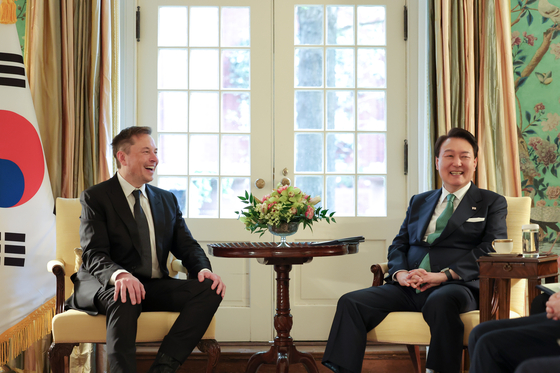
[198,270,226,298]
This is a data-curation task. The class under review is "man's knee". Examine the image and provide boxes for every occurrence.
[199,278,223,308]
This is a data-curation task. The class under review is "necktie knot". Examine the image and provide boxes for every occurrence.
[447,193,456,203]
[133,189,141,202]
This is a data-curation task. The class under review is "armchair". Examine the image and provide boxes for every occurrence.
[48,198,220,373]
[366,196,531,373]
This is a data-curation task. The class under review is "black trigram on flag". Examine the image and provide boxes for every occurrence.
[0,52,25,88]
[1,232,25,267]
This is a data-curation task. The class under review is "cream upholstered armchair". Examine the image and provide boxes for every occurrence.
[48,198,220,373]
[366,196,531,373]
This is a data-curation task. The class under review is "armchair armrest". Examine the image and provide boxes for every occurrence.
[171,259,188,274]
[47,259,67,314]
[371,262,389,287]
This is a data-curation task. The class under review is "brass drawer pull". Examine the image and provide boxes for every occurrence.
[503,264,512,271]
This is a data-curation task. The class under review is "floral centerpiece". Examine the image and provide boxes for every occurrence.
[236,184,336,237]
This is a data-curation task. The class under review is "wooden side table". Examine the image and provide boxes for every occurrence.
[208,242,359,373]
[478,254,558,322]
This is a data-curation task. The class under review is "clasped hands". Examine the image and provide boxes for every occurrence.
[396,269,447,292]
[114,271,226,304]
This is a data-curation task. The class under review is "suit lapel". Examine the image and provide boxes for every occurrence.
[416,190,442,243]
[106,174,144,255]
[435,183,481,243]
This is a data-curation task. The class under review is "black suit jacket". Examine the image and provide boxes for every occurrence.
[66,174,212,315]
[386,183,507,290]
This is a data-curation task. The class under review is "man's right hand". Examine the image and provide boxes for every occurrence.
[114,272,146,305]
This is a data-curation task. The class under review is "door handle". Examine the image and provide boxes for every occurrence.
[255,179,265,189]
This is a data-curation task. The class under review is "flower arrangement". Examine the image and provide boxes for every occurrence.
[236,184,336,236]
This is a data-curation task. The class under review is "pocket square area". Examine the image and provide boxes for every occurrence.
[466,217,485,222]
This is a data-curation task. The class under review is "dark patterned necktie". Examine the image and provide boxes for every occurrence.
[133,189,152,278]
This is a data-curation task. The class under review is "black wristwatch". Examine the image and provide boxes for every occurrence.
[442,268,453,281]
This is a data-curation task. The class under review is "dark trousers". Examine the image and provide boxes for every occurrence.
[322,283,478,373]
[469,313,560,373]
[94,277,222,373]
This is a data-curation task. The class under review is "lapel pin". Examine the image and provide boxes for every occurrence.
[472,207,477,210]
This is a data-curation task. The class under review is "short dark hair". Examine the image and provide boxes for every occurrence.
[111,126,152,168]
[434,128,478,159]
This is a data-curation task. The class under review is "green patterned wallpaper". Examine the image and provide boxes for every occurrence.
[512,0,560,250]
[14,0,26,53]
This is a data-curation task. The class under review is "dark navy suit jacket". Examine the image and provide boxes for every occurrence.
[386,182,508,290]
[66,174,211,315]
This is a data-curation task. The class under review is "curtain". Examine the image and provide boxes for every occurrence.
[429,0,521,197]
[25,0,113,199]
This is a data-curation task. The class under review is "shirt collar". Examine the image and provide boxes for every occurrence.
[440,182,471,204]
[116,171,147,198]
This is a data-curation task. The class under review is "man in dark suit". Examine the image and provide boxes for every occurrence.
[469,279,560,372]
[66,126,225,373]
[322,128,508,373]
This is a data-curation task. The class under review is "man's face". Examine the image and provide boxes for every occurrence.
[118,134,158,188]
[435,137,477,193]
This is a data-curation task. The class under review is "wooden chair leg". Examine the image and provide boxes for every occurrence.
[197,339,221,373]
[462,346,470,373]
[406,345,422,373]
[49,342,78,373]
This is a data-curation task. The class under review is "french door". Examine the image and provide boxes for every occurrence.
[137,0,407,341]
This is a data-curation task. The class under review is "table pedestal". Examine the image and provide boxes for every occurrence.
[246,264,319,373]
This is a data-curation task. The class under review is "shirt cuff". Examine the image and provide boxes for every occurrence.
[200,268,211,273]
[110,269,129,285]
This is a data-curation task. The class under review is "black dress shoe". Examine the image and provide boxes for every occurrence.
[322,361,354,373]
[147,353,182,373]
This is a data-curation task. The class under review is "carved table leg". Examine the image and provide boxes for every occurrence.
[245,264,319,373]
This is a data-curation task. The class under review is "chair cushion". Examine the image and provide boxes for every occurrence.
[366,310,521,346]
[52,310,216,343]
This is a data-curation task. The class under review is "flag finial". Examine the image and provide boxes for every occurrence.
[0,0,16,25]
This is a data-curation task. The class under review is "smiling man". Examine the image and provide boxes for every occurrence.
[66,126,225,373]
[322,128,508,373]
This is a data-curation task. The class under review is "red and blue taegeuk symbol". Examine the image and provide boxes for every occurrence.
[0,110,45,208]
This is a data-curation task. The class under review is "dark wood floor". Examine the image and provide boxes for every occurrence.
[137,342,426,373]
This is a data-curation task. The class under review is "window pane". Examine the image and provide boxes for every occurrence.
[357,6,386,46]
[221,177,251,218]
[326,48,354,88]
[326,176,355,216]
[294,175,323,208]
[357,48,386,88]
[326,133,355,173]
[189,92,219,132]
[295,91,323,130]
[189,177,218,218]
[222,49,250,89]
[190,7,219,47]
[222,92,250,132]
[327,91,354,130]
[221,135,250,175]
[295,48,323,87]
[357,176,386,217]
[326,6,354,45]
[357,133,386,173]
[158,7,188,47]
[158,177,188,215]
[158,134,188,175]
[358,91,386,131]
[295,5,323,45]
[158,49,188,89]
[189,135,219,175]
[158,91,188,132]
[295,133,323,172]
[190,49,219,89]
[222,7,250,47]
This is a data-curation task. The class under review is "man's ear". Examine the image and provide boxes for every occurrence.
[116,150,127,166]
[435,156,440,171]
